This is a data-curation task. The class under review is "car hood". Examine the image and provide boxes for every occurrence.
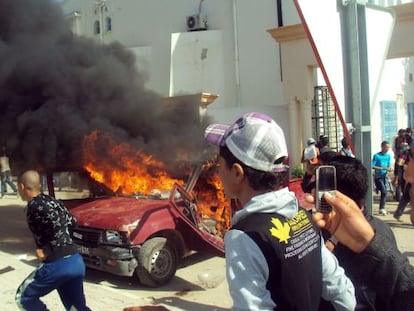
[70,196,169,231]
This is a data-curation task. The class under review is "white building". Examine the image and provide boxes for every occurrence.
[59,0,414,170]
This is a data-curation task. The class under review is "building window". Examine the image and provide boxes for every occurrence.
[380,101,397,142]
[94,20,100,34]
[105,17,112,32]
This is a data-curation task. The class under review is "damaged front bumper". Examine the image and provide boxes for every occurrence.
[76,244,138,276]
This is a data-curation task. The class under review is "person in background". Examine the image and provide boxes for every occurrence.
[204,112,355,311]
[15,170,91,311]
[311,190,414,311]
[325,155,397,310]
[301,137,320,193]
[403,128,414,208]
[301,150,340,197]
[405,127,413,145]
[392,129,410,200]
[317,135,331,154]
[392,129,407,160]
[372,141,392,216]
[401,143,414,224]
[393,140,414,222]
[0,147,18,198]
[339,137,354,158]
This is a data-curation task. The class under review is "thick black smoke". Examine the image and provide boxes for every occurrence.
[0,0,213,175]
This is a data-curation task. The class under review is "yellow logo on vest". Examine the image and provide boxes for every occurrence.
[270,218,291,244]
[269,210,313,244]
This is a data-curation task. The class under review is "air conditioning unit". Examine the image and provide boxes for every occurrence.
[186,14,207,32]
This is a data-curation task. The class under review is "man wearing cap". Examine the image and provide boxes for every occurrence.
[204,112,356,311]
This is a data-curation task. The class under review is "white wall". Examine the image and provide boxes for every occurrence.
[169,30,225,104]
[60,0,284,126]
[406,58,414,105]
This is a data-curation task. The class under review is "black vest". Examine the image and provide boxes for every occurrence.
[232,208,323,311]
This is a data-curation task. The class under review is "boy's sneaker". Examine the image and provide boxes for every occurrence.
[393,213,402,222]
[379,209,388,216]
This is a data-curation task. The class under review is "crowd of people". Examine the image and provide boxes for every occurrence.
[300,129,414,220]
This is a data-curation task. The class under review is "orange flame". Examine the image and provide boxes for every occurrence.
[194,170,231,235]
[82,130,231,236]
[82,130,185,194]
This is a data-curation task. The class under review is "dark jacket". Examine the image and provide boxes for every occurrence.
[26,193,78,261]
[337,230,414,311]
[333,215,397,310]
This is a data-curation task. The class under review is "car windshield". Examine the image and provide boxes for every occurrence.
[42,171,113,200]
[44,164,205,201]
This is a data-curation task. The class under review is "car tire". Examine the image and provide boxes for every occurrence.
[136,237,178,287]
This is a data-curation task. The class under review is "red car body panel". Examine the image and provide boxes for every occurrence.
[288,178,313,210]
[69,191,226,254]
[71,197,170,231]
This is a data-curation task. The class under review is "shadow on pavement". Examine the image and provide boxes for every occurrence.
[0,265,15,274]
[85,268,204,291]
[386,221,414,229]
[403,251,414,259]
[153,296,230,311]
[84,252,215,292]
[178,251,217,268]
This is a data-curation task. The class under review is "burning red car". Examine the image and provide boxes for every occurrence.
[44,163,228,288]
[42,131,309,288]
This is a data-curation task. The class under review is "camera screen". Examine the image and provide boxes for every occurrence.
[318,167,336,191]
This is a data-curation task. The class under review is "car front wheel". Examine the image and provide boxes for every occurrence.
[136,237,178,287]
